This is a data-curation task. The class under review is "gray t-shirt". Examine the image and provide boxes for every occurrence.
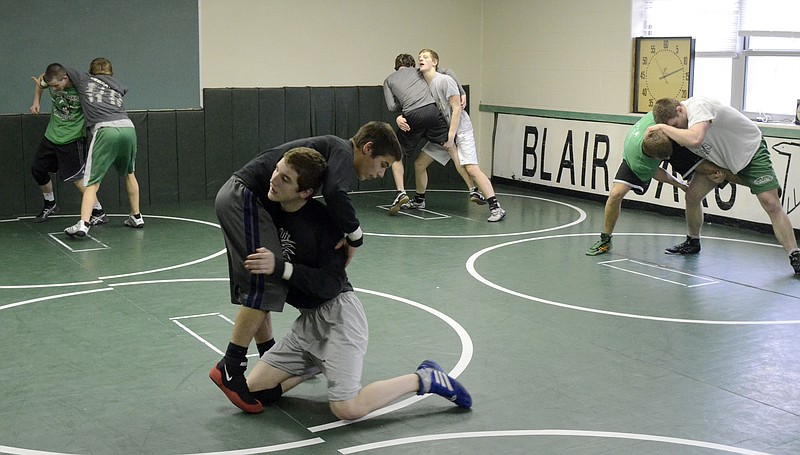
[383,66,466,114]
[429,72,473,136]
[383,67,433,113]
[66,67,130,128]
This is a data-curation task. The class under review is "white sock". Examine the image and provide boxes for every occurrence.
[43,192,55,202]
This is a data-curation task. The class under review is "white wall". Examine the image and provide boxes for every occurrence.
[200,0,635,173]
[477,0,634,166]
[200,0,482,89]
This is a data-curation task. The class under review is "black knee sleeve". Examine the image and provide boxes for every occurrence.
[251,385,282,405]
[31,163,51,186]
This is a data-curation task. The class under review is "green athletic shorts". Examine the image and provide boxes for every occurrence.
[85,126,137,186]
[737,139,780,195]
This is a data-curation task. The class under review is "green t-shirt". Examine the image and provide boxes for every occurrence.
[44,87,85,145]
[622,111,662,181]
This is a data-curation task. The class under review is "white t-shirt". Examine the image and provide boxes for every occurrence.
[683,96,762,173]
[428,72,473,136]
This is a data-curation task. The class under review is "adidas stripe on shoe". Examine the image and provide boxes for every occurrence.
[415,359,472,409]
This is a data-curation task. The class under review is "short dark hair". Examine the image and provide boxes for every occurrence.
[394,54,416,70]
[44,63,66,85]
[283,147,327,194]
[351,121,402,161]
[642,130,674,160]
[653,98,681,124]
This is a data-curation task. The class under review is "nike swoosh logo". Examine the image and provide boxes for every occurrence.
[224,363,233,382]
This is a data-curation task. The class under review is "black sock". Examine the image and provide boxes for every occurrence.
[414,193,426,202]
[251,384,283,405]
[224,342,248,367]
[487,196,499,209]
[256,338,275,357]
[686,236,700,245]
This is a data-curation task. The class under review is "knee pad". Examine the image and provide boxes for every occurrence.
[31,164,51,186]
[251,385,282,405]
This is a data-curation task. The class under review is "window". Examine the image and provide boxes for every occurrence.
[634,0,800,123]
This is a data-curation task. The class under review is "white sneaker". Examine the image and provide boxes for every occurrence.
[124,214,145,228]
[64,220,89,238]
[469,188,487,205]
[487,207,506,222]
[389,192,409,215]
[402,199,426,209]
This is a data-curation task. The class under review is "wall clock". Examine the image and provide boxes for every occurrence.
[632,36,695,113]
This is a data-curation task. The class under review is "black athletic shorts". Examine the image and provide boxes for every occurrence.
[397,103,450,153]
[30,137,86,185]
[614,143,701,195]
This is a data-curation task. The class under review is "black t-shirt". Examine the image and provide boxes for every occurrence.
[266,198,353,310]
[234,135,360,238]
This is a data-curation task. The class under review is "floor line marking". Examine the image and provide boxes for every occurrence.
[627,259,718,282]
[110,278,228,286]
[47,231,109,252]
[169,312,222,320]
[171,319,224,356]
[376,205,450,220]
[0,288,112,311]
[598,258,718,287]
[99,250,226,280]
[0,281,103,289]
[363,191,587,238]
[337,429,773,454]
[599,263,687,286]
[467,233,800,325]
[307,287,473,433]
[0,438,327,455]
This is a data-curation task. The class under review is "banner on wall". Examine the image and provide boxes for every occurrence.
[492,114,800,226]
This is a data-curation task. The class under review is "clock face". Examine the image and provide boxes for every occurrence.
[633,37,694,113]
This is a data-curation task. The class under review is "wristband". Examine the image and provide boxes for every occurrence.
[282,262,294,280]
[346,236,363,248]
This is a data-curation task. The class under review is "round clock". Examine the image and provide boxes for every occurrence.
[633,37,695,113]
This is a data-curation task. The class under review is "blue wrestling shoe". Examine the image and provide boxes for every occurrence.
[415,359,472,409]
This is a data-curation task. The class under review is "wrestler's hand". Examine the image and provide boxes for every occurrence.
[396,115,410,132]
[244,247,276,275]
[709,170,726,184]
[334,238,357,268]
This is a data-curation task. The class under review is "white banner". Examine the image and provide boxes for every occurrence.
[492,114,800,226]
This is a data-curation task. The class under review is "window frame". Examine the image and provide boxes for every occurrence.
[634,0,800,122]
[735,31,800,122]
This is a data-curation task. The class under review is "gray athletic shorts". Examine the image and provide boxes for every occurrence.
[215,176,287,312]
[261,291,368,402]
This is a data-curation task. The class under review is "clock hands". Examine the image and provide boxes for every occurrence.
[659,67,683,81]
[652,56,667,78]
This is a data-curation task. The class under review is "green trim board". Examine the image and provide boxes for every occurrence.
[479,103,800,139]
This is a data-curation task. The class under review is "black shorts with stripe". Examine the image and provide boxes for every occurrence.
[614,144,701,195]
